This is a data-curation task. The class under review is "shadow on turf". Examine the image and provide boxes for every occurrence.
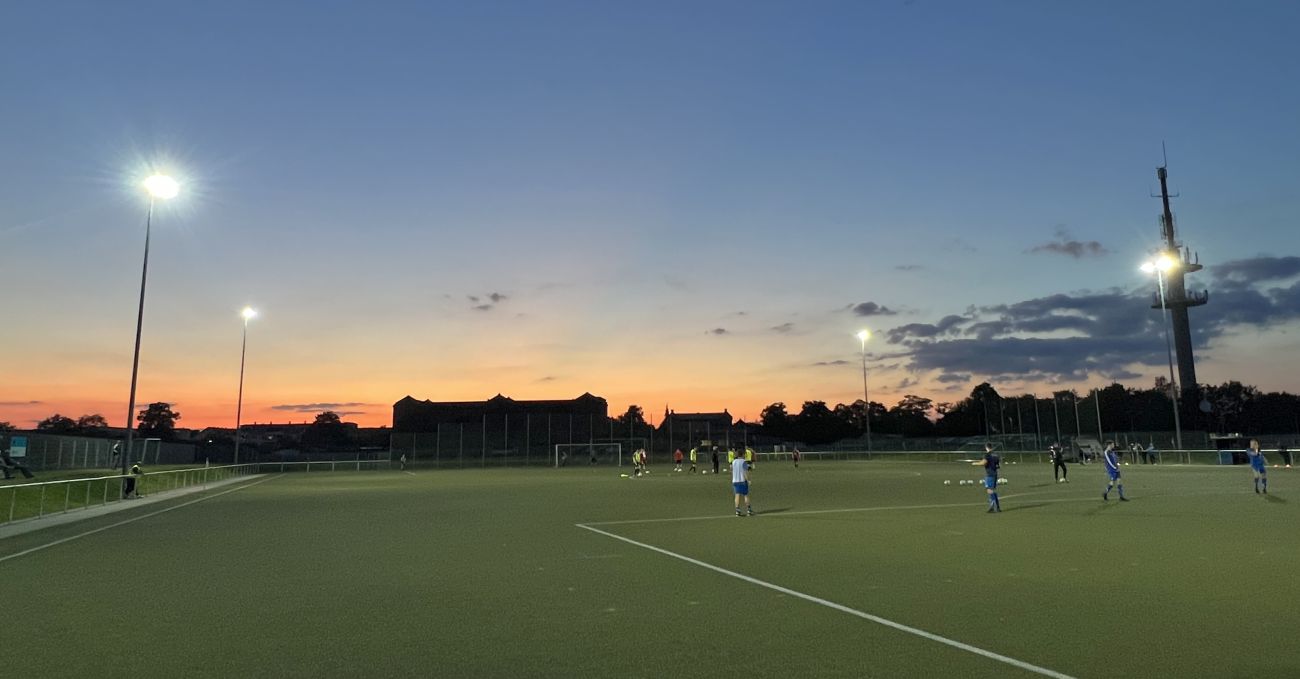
[755,507,793,515]
[1264,494,1287,504]
[1082,502,1121,516]
[999,502,1053,512]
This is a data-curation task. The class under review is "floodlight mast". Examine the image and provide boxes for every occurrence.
[122,175,179,490]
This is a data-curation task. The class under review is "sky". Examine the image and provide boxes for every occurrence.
[3,1,1299,429]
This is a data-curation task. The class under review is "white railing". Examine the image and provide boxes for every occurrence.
[0,459,391,526]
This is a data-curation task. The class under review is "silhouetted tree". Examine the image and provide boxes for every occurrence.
[0,421,14,433]
[759,402,791,438]
[795,400,853,444]
[616,405,646,427]
[36,414,77,432]
[137,403,181,439]
[302,411,350,450]
[76,414,109,432]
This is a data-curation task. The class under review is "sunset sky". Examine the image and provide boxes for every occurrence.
[3,1,1299,429]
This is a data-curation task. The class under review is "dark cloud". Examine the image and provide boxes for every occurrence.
[812,360,851,367]
[852,302,896,317]
[895,264,923,271]
[896,376,920,389]
[770,322,795,334]
[887,258,1300,382]
[935,373,970,384]
[1212,256,1300,287]
[489,292,507,303]
[271,402,370,412]
[886,314,969,344]
[536,376,558,383]
[1027,227,1108,259]
[467,295,479,303]
[473,304,494,311]
[0,400,42,406]
[709,328,728,335]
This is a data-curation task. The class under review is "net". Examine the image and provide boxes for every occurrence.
[554,442,622,467]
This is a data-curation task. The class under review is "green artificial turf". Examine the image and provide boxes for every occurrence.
[2,460,1296,678]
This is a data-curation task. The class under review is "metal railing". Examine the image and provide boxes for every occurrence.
[1,459,391,527]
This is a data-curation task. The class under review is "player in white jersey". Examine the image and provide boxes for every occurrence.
[731,455,753,516]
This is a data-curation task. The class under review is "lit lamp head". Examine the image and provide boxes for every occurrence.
[143,174,180,200]
[856,329,871,348]
[241,307,257,322]
[1140,254,1177,274]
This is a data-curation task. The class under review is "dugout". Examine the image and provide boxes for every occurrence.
[1210,434,1250,465]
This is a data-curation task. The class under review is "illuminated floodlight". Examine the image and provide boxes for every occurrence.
[241,306,258,321]
[1140,254,1177,274]
[143,174,180,200]
[856,329,871,343]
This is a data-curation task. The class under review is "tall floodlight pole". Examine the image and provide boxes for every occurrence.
[856,330,872,452]
[234,307,257,465]
[1142,256,1184,450]
[122,174,180,492]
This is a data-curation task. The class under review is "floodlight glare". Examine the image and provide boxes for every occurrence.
[143,174,180,200]
[856,329,871,343]
[241,307,258,321]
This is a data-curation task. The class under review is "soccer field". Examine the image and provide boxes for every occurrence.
[3,460,1296,678]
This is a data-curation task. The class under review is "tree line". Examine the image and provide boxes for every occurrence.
[751,380,1300,445]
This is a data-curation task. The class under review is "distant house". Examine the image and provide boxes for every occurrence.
[393,393,609,433]
[657,409,733,433]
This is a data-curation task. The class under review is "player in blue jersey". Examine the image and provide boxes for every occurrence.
[1247,439,1268,494]
[970,443,1001,513]
[1102,442,1128,501]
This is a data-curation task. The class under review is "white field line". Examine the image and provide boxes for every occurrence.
[404,471,418,476]
[0,475,278,565]
[576,522,1076,679]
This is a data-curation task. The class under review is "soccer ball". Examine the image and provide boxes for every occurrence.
[943,480,951,485]
[1058,478,1067,483]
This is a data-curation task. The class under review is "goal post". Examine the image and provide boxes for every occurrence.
[554,442,622,468]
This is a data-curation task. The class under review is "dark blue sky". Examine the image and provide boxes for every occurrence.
[3,1,1299,426]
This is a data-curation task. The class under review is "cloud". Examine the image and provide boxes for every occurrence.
[708,328,728,335]
[536,376,559,383]
[0,400,42,406]
[896,376,920,389]
[812,359,851,367]
[895,264,923,271]
[271,402,371,412]
[943,238,977,253]
[886,314,970,344]
[885,257,1300,382]
[851,302,896,317]
[1027,227,1108,259]
[467,291,509,312]
[770,322,795,334]
[1212,256,1300,287]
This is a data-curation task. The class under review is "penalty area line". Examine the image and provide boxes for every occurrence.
[575,522,1075,679]
[0,475,279,565]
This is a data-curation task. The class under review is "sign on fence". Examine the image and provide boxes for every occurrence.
[9,436,27,458]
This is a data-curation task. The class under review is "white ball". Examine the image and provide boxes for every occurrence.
[943,480,951,485]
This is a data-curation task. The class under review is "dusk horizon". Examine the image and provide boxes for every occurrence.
[4,1,1299,431]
